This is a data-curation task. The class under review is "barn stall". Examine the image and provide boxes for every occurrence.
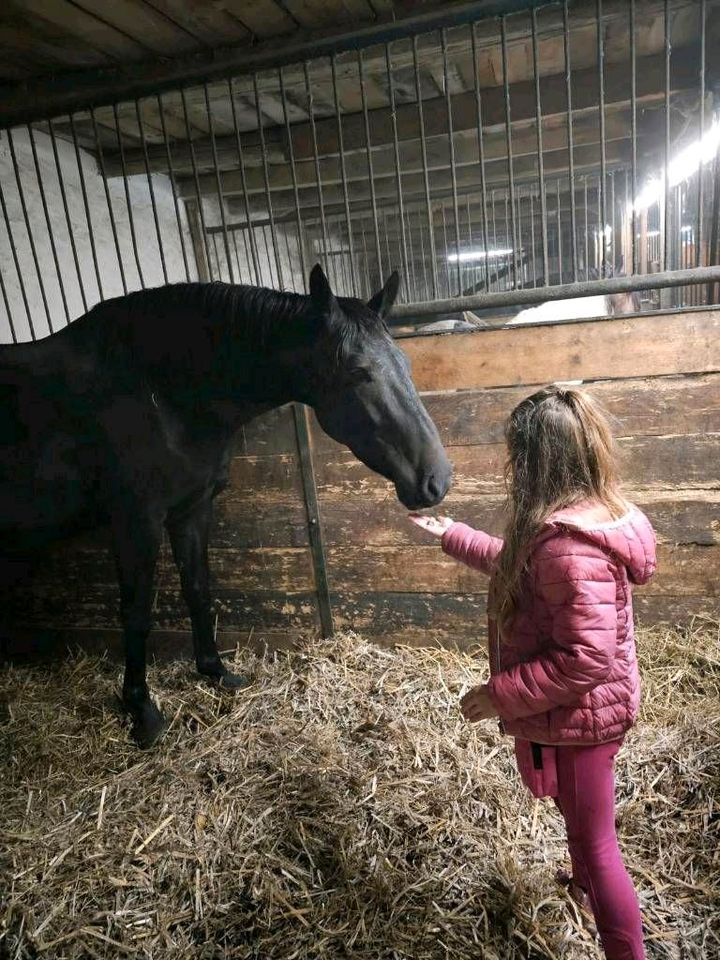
[1,0,719,957]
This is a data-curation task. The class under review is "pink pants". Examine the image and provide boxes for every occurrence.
[554,740,645,960]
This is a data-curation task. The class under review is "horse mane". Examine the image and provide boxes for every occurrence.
[88,281,384,381]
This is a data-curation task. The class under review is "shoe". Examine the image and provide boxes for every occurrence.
[555,868,598,938]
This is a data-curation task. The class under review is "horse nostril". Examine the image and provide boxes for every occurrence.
[424,474,443,500]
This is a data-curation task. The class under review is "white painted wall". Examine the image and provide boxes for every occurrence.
[0,127,197,343]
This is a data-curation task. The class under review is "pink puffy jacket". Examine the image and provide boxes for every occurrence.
[442,502,657,745]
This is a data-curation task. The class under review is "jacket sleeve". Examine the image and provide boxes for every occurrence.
[441,522,504,576]
[486,542,619,720]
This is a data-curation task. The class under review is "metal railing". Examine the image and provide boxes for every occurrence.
[1,0,719,342]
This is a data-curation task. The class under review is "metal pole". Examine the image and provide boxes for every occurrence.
[49,116,88,308]
[0,177,33,338]
[531,7,548,285]
[562,0,578,281]
[412,35,438,298]
[203,83,234,283]
[180,89,213,281]
[384,43,410,299]
[358,48,384,289]
[697,0,707,270]
[630,0,638,274]
[501,16,519,288]
[228,77,261,285]
[91,110,129,295]
[471,21,491,291]
[596,0,607,273]
[135,99,168,285]
[441,28,463,294]
[253,72,284,289]
[156,94,192,283]
[331,54,358,295]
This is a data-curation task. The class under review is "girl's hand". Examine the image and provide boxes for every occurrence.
[460,684,499,723]
[408,514,454,538]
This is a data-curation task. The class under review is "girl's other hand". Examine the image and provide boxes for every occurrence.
[460,684,499,722]
[408,514,454,538]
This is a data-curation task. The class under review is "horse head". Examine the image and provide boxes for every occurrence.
[589,260,640,315]
[304,265,452,510]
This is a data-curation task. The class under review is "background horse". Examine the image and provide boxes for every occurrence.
[506,263,640,326]
[0,265,452,747]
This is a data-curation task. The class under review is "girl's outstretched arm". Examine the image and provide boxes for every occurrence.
[409,515,503,576]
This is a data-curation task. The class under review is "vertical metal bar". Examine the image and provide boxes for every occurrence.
[357,49,384,287]
[584,175,589,278]
[530,190,537,285]
[0,177,34,338]
[111,104,144,290]
[231,231,243,283]
[330,54,358,294]
[562,1,578,281]
[210,233,220,278]
[405,209,419,299]
[663,0,671,272]
[610,170,616,268]
[697,0,706,269]
[27,124,70,324]
[556,179,563,283]
[90,110,128,295]
[228,78,261,285]
[383,43,410,298]
[180,89,212,281]
[491,188,498,288]
[596,0,607,273]
[134,99,168,285]
[503,194,509,288]
[0,252,16,342]
[441,28,463,294]
[49,117,88,309]
[202,83,234,284]
[531,7,549,285]
[240,226,253,283]
[303,61,335,287]
[500,16,519,288]
[412,35,438,297]
[69,113,103,301]
[471,22,491,291]
[293,403,334,638]
[253,72,284,289]
[156,94,191,283]
[6,128,52,333]
[630,0,638,274]
[440,203,452,297]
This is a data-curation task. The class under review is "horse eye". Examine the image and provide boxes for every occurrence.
[346,367,372,385]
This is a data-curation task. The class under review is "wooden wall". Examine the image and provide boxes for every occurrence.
[4,308,719,659]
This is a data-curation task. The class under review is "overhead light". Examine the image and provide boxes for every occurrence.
[448,248,514,262]
[632,117,720,213]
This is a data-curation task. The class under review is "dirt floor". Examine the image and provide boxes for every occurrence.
[1,622,718,959]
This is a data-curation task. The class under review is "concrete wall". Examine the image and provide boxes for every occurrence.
[0,127,198,343]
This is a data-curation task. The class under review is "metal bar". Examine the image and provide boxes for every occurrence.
[7,128,52,334]
[303,60,334,287]
[562,0,578,281]
[0,249,16,342]
[440,203,452,297]
[441,28,463,294]
[231,231,243,283]
[392,264,720,318]
[358,217,372,297]
[180,88,212,281]
[412,34,438,298]
[91,110,128,295]
[49,117,88,310]
[697,0,706,270]
[254,73,284,288]
[596,0,607,273]
[156,94,191,283]
[331,53,358,295]
[293,403,334,639]
[470,22,491,292]
[584,175,589,278]
[405,208,420,299]
[0,177,33,338]
[630,0,638,274]
[27,123,70,322]
[358,49,384,288]
[0,0,554,129]
[203,83,234,284]
[384,43,410,298]
[610,170,616,267]
[228,78,261,285]
[112,104,144,289]
[663,0,671,273]
[530,6,548,285]
[134,99,168,285]
[500,16,519,288]
[69,112,104,299]
[556,179,563,283]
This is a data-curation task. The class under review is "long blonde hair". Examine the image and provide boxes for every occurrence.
[493,384,627,631]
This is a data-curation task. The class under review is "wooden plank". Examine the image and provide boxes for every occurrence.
[319,491,720,548]
[310,373,720,451]
[220,0,296,39]
[225,453,305,503]
[400,311,720,392]
[5,0,150,62]
[236,404,298,456]
[632,595,720,627]
[331,591,489,649]
[314,435,720,499]
[325,543,720,595]
[213,499,309,548]
[69,0,201,55]
[142,0,251,46]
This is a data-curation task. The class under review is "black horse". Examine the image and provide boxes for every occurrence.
[0,265,451,747]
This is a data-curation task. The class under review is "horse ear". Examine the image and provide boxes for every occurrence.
[309,263,335,314]
[367,271,400,319]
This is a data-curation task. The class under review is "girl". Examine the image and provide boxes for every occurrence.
[411,384,656,960]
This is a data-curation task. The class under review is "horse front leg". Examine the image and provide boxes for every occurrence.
[112,512,167,748]
[166,499,251,690]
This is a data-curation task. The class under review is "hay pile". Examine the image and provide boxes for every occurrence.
[1,622,718,959]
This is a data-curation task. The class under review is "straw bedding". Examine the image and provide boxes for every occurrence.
[1,621,718,959]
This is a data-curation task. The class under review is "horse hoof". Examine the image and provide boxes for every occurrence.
[123,698,168,750]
